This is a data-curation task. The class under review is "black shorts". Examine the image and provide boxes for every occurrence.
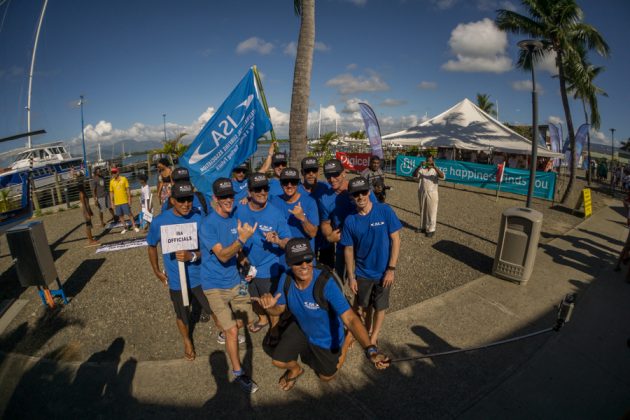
[356,277,390,311]
[273,321,342,377]
[169,285,212,326]
[248,277,279,298]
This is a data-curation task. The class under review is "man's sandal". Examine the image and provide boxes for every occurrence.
[184,349,196,361]
[248,320,268,333]
[279,369,304,391]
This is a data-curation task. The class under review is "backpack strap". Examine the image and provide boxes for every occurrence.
[313,263,344,311]
[283,272,295,311]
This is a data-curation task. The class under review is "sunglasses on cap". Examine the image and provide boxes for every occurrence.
[325,172,342,179]
[252,186,269,193]
[217,194,235,200]
[303,168,318,174]
[292,257,313,266]
[351,190,370,198]
[273,162,287,167]
[175,196,194,203]
[281,179,299,186]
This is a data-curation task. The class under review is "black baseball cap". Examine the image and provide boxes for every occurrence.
[233,162,249,172]
[347,176,370,195]
[212,177,235,197]
[280,167,300,181]
[272,152,288,166]
[285,238,315,266]
[248,172,269,189]
[323,159,344,176]
[171,181,194,198]
[301,157,319,171]
[172,167,190,181]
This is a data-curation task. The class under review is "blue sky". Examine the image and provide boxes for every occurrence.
[1,0,628,155]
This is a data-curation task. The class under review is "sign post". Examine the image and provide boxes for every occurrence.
[582,188,592,218]
[160,223,198,306]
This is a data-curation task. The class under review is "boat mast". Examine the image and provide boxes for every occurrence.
[26,0,49,149]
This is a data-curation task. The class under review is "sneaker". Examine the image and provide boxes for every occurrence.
[120,229,127,235]
[234,374,258,394]
[217,331,245,345]
[134,227,140,233]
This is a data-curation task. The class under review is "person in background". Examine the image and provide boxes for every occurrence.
[414,155,445,238]
[232,162,250,205]
[138,173,152,230]
[76,171,99,246]
[90,167,116,227]
[109,167,139,234]
[156,157,173,205]
[361,155,388,203]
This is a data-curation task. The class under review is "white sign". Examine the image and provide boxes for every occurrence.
[160,223,198,254]
[142,211,153,223]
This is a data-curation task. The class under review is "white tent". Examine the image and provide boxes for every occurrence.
[382,98,562,158]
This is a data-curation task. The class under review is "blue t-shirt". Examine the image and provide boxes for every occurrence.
[235,201,291,278]
[300,181,333,250]
[146,208,203,290]
[339,203,402,280]
[160,193,211,216]
[277,268,350,350]
[199,210,241,290]
[272,193,319,250]
[268,177,284,197]
[232,178,248,202]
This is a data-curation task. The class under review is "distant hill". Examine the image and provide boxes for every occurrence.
[73,139,164,161]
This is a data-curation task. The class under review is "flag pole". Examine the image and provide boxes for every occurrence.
[252,65,277,144]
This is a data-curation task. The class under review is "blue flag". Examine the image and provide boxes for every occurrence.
[358,103,383,159]
[181,68,272,195]
[548,123,562,168]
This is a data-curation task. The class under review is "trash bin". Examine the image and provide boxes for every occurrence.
[492,207,543,284]
[6,220,58,287]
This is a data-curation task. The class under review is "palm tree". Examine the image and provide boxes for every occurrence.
[496,0,609,204]
[476,93,497,117]
[158,132,188,158]
[289,0,315,166]
[349,130,366,140]
[620,139,630,152]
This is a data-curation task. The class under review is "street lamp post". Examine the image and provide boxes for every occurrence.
[162,113,167,142]
[610,128,616,164]
[79,95,89,177]
[518,39,543,208]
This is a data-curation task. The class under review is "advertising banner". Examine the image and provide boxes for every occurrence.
[396,155,556,200]
[336,152,371,172]
[358,103,384,159]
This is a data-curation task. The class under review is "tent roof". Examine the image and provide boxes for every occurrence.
[382,98,562,158]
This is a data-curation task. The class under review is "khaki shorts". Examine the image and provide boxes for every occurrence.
[204,285,255,331]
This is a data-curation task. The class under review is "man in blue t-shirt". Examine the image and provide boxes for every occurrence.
[254,238,390,391]
[232,162,249,205]
[146,181,213,362]
[272,167,319,251]
[235,172,291,345]
[199,178,259,393]
[318,159,377,278]
[340,176,402,347]
[300,157,333,267]
[160,166,211,216]
[259,144,288,198]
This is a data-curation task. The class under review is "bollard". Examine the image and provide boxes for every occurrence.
[54,173,62,204]
[50,187,56,206]
[64,184,70,208]
[31,179,41,212]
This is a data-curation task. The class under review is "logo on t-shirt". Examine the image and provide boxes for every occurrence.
[258,224,273,233]
[230,228,237,235]
[370,221,385,227]
[303,301,320,310]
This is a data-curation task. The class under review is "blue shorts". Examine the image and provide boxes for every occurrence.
[115,203,132,216]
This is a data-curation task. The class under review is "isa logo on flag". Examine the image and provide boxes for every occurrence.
[181,68,273,195]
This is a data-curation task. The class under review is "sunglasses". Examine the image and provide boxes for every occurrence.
[175,196,193,203]
[252,186,269,193]
[351,190,369,198]
[325,172,342,179]
[281,180,299,186]
[292,257,313,266]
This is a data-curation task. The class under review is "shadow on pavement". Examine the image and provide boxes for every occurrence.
[62,258,106,298]
[432,240,494,273]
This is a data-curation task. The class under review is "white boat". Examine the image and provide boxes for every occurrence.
[0,142,83,189]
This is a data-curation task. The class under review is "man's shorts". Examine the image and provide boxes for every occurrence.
[169,286,211,326]
[248,277,279,298]
[96,195,110,211]
[273,321,342,377]
[114,203,132,216]
[356,277,390,311]
[204,284,256,331]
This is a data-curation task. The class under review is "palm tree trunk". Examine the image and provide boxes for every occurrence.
[558,53,577,204]
[289,0,315,166]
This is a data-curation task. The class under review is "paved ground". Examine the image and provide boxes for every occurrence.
[0,194,628,418]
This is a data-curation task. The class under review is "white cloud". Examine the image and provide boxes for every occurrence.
[417,81,437,90]
[431,0,458,9]
[548,115,563,125]
[326,71,389,94]
[269,107,290,127]
[381,98,407,107]
[346,63,358,70]
[476,0,518,11]
[236,37,274,55]
[284,40,331,56]
[511,80,544,93]
[537,51,558,75]
[442,18,512,73]
[590,129,610,145]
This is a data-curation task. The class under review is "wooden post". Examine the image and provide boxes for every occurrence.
[54,172,62,203]
[31,179,40,212]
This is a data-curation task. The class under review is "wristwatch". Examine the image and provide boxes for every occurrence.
[387,265,396,271]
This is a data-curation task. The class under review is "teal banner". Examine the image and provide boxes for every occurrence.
[396,155,556,201]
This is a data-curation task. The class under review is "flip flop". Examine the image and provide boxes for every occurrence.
[278,368,304,391]
[248,320,268,333]
[184,349,196,361]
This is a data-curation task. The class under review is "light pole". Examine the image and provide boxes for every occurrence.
[162,113,167,142]
[610,128,616,164]
[518,39,543,208]
[79,95,89,177]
